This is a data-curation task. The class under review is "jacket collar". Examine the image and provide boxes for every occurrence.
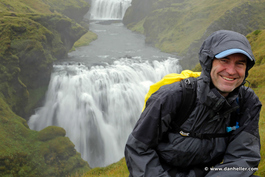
[197,77,240,111]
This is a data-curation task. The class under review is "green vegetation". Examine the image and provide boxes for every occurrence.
[0,0,94,176]
[70,31,98,52]
[124,0,265,69]
[246,29,265,176]
[0,0,89,20]
[127,18,146,34]
[82,158,129,177]
[247,30,265,65]
[0,0,51,14]
[125,0,248,53]
[248,68,265,176]
[25,86,48,115]
[0,12,88,117]
[0,0,90,116]
[0,96,91,176]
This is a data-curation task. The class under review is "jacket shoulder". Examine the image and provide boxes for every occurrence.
[144,81,183,116]
[240,86,261,106]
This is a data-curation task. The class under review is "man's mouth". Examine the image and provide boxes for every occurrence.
[221,76,235,81]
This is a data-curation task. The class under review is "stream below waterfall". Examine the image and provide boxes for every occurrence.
[28,19,183,168]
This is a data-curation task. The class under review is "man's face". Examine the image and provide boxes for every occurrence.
[210,53,247,97]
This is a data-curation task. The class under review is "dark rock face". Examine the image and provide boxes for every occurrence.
[0,12,87,117]
[123,0,153,25]
[62,5,90,22]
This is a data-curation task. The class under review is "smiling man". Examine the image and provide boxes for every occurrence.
[125,30,262,177]
[211,53,247,97]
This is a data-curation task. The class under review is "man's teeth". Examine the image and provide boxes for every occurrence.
[222,76,234,81]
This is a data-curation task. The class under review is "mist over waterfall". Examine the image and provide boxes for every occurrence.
[28,58,181,167]
[89,0,131,20]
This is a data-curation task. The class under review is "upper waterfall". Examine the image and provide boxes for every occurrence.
[89,0,131,20]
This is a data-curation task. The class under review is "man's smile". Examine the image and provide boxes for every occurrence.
[220,75,236,81]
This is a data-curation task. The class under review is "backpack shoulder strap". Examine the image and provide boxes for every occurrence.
[170,79,242,139]
[170,77,197,127]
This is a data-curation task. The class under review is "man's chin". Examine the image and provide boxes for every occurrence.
[217,87,235,97]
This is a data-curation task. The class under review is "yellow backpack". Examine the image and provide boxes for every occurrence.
[142,70,201,111]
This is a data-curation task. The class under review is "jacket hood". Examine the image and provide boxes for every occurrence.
[199,30,255,82]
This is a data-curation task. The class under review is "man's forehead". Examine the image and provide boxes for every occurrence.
[223,53,248,61]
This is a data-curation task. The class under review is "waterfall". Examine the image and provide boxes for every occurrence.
[28,57,182,168]
[89,0,131,20]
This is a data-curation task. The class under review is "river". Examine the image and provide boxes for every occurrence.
[28,0,183,168]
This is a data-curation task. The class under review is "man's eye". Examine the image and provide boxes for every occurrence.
[220,59,228,63]
[237,62,246,66]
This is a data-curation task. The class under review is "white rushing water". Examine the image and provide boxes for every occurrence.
[28,57,181,167]
[89,0,131,20]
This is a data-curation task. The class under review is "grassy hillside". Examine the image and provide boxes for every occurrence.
[125,0,246,53]
[248,64,265,177]
[0,96,91,176]
[124,0,265,69]
[0,0,89,19]
[0,13,87,118]
[81,29,265,176]
[0,0,51,13]
[0,0,90,117]
[246,29,265,176]
[0,0,93,176]
[82,158,129,177]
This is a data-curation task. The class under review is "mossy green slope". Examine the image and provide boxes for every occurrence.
[82,158,129,177]
[0,0,89,116]
[247,30,265,66]
[0,0,90,21]
[0,0,92,176]
[124,0,265,69]
[0,12,87,117]
[0,97,90,177]
[0,0,52,14]
[124,0,248,52]
[246,30,265,176]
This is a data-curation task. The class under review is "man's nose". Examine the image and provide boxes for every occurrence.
[226,63,237,75]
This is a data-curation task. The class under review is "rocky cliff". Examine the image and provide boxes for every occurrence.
[0,0,89,117]
[123,0,265,69]
[0,0,92,176]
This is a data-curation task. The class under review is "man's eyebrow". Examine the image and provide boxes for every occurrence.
[238,58,247,62]
[223,56,247,62]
